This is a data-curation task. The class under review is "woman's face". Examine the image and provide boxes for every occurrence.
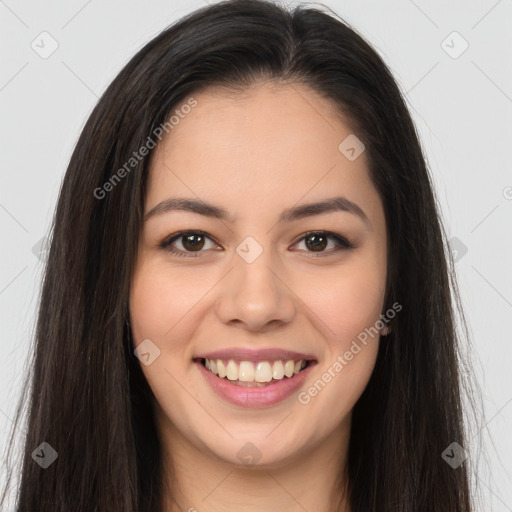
[129,81,388,469]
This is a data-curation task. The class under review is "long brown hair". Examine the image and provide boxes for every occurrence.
[1,1,481,510]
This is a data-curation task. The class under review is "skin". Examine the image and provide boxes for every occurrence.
[129,81,388,512]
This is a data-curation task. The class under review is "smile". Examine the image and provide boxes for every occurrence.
[194,357,318,408]
[202,357,312,385]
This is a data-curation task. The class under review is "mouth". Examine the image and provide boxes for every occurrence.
[193,356,318,407]
[193,357,318,387]
[191,346,319,407]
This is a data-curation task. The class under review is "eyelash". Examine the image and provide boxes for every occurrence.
[159,230,354,258]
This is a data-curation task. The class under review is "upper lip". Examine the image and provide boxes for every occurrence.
[194,348,317,362]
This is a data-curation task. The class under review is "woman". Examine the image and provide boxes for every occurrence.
[1,0,479,510]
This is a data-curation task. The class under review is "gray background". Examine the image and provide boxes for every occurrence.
[1,0,511,510]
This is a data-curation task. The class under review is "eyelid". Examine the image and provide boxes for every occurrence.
[159,230,220,256]
[291,230,353,252]
[160,229,353,257]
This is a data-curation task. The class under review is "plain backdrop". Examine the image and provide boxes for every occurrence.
[1,0,511,510]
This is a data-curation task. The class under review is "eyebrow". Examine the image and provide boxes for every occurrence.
[144,196,372,228]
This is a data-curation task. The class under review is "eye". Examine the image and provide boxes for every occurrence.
[160,230,353,258]
[292,231,353,257]
[160,230,219,257]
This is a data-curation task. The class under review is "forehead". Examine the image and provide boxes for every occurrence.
[146,81,381,227]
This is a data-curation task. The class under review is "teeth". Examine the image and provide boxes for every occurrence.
[272,360,285,380]
[203,358,308,382]
[255,362,273,382]
[217,360,227,378]
[284,360,295,377]
[226,360,238,381]
[239,361,255,382]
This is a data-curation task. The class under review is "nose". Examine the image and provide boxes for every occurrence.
[215,249,296,332]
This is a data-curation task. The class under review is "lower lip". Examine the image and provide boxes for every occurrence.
[194,360,317,408]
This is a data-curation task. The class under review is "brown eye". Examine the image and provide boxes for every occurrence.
[304,232,328,252]
[160,230,218,257]
[294,231,353,256]
[160,230,353,259]
[181,233,206,251]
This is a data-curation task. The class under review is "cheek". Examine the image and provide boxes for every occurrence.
[292,256,385,406]
[129,266,166,343]
[294,266,384,432]
[128,260,201,407]
[297,258,386,342]
[129,257,200,341]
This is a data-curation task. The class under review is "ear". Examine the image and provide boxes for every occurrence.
[380,323,392,336]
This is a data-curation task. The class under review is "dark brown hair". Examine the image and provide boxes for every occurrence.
[1,0,480,510]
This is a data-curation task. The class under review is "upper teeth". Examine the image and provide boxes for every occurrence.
[204,359,307,382]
